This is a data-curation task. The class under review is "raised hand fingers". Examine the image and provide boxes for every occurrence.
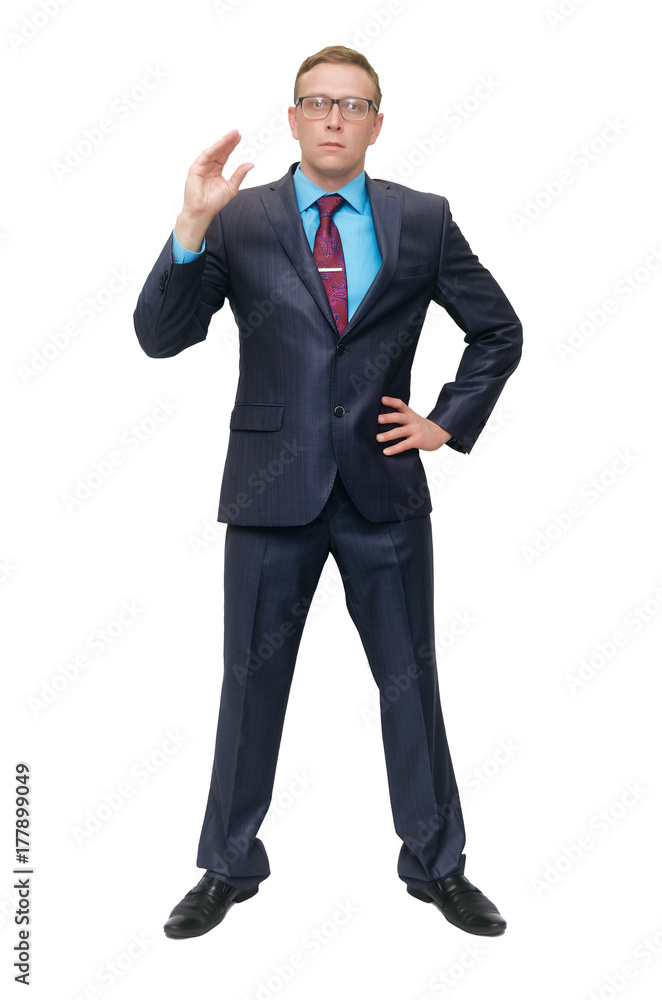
[227,160,255,194]
[197,130,243,169]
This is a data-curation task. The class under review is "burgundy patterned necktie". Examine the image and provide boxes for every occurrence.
[313,194,348,335]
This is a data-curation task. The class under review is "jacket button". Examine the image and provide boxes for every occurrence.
[335,343,345,355]
[334,406,345,417]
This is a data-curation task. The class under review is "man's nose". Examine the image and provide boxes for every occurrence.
[325,104,343,129]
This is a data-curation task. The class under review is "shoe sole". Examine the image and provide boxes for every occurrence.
[164,921,223,940]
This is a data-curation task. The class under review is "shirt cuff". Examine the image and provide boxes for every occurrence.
[172,230,206,262]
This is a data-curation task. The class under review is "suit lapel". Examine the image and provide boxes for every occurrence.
[343,173,401,338]
[261,165,335,331]
[260,164,402,341]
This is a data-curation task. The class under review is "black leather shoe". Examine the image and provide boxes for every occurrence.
[163,876,259,939]
[407,873,506,936]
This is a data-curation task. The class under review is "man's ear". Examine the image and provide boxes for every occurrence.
[368,112,384,147]
[288,105,299,140]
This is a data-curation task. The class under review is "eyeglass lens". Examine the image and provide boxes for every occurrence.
[301,97,371,120]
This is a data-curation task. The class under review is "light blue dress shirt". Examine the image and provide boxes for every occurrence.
[171,162,382,321]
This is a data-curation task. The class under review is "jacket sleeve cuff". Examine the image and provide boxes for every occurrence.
[172,230,206,263]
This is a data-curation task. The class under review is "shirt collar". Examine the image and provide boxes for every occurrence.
[293,162,367,215]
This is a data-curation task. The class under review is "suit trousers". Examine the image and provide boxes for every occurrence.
[196,467,467,892]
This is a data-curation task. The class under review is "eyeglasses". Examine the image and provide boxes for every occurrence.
[296,96,379,121]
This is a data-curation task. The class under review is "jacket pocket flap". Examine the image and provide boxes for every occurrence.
[229,402,284,431]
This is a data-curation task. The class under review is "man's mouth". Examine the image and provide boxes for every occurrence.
[320,142,344,148]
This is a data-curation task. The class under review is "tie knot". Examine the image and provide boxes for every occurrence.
[316,194,345,218]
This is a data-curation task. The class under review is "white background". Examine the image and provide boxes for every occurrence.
[3,0,661,997]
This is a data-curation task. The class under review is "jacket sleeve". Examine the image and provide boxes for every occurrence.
[426,198,523,453]
[133,212,229,358]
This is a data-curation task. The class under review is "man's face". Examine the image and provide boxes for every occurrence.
[288,62,384,189]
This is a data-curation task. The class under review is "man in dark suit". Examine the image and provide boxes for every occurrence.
[134,45,522,940]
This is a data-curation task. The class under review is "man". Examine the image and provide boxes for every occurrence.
[134,45,522,940]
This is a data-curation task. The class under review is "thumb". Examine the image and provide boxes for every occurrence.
[228,161,254,193]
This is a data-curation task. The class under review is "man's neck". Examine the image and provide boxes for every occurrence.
[298,159,365,192]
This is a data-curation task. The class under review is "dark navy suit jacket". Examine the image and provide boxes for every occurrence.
[133,162,523,526]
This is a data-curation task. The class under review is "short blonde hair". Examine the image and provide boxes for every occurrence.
[294,45,382,109]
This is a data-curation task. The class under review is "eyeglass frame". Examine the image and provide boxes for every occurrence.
[295,96,380,121]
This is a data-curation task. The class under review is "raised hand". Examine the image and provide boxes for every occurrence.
[174,130,254,252]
